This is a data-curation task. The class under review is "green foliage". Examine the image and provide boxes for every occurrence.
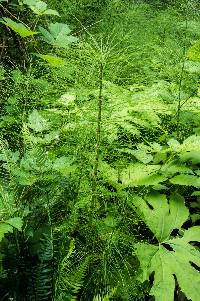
[0,17,38,37]
[0,65,5,80]
[27,110,50,132]
[24,231,54,301]
[93,288,117,301]
[34,54,67,66]
[170,174,200,187]
[132,192,200,301]
[47,0,107,25]
[0,1,200,300]
[54,240,91,301]
[188,40,200,62]
[23,0,60,16]
[0,217,23,241]
[132,193,189,241]
[39,23,78,48]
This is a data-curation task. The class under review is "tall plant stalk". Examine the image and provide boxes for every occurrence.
[91,62,104,217]
[176,18,188,140]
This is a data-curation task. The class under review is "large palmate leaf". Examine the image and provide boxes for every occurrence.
[23,0,59,16]
[39,22,78,48]
[132,193,200,301]
[132,193,189,241]
[0,17,37,37]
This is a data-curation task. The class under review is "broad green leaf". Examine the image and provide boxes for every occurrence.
[191,213,200,223]
[150,142,162,153]
[34,54,66,67]
[192,191,200,196]
[28,110,49,132]
[131,193,189,241]
[180,135,200,152]
[0,217,23,241]
[136,244,175,301]
[128,148,153,164]
[134,194,200,301]
[23,0,46,12]
[40,131,60,144]
[176,136,200,163]
[121,164,167,187]
[167,138,180,151]
[44,9,60,16]
[23,0,59,16]
[180,151,200,164]
[0,17,37,37]
[161,163,193,176]
[39,23,78,48]
[136,236,200,301]
[6,217,23,231]
[175,226,200,243]
[170,174,200,188]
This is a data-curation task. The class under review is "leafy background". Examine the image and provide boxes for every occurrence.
[0,0,200,300]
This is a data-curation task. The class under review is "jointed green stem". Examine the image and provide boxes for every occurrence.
[91,62,104,218]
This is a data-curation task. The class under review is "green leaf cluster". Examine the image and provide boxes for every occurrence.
[132,193,200,301]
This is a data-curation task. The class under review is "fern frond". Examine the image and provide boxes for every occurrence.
[93,287,117,301]
[25,232,54,301]
[54,240,90,300]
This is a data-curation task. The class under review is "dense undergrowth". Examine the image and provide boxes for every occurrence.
[0,0,200,300]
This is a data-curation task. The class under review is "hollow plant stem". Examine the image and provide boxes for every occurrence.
[91,62,104,219]
[176,18,188,140]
